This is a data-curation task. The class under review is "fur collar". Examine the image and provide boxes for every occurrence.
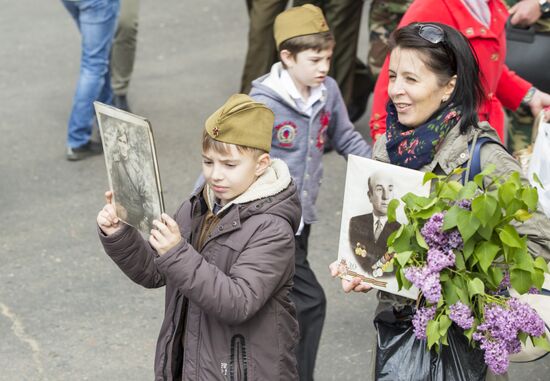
[204,158,291,215]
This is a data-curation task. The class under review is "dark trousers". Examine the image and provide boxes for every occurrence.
[291,224,327,381]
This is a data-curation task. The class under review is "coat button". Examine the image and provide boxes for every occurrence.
[480,28,486,34]
[218,226,224,231]
[232,221,237,227]
[460,153,467,159]
[490,53,499,61]
[465,27,474,35]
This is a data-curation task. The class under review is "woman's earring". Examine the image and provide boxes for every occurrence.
[441,96,449,104]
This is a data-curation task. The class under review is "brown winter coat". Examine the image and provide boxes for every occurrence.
[99,159,301,380]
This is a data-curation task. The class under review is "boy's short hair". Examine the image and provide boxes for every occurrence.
[274,4,332,51]
[278,31,335,57]
[204,94,274,153]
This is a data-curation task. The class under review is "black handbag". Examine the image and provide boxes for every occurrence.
[505,20,550,93]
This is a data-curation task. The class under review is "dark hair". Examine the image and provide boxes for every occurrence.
[279,31,335,68]
[388,23,485,134]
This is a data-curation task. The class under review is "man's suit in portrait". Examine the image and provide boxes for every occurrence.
[348,213,400,273]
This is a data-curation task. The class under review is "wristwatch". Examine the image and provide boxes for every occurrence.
[540,0,550,18]
[521,87,537,106]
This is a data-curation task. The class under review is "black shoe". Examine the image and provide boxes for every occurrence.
[66,140,103,161]
[113,94,131,113]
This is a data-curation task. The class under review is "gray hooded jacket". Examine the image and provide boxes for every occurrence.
[250,62,372,224]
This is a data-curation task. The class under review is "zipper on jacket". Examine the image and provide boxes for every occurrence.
[229,334,248,381]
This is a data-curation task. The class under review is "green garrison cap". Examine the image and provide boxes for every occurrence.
[274,4,329,49]
[205,94,274,153]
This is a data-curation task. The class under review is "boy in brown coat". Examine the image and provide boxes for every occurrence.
[97,94,301,380]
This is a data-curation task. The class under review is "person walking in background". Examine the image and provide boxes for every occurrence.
[250,5,372,379]
[61,0,120,161]
[110,0,140,112]
[369,0,550,142]
[505,0,550,155]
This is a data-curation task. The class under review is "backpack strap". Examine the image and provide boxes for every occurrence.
[462,136,507,184]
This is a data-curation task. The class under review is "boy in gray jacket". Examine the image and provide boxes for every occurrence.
[97,94,301,380]
[249,5,372,380]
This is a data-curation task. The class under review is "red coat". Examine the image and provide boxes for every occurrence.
[369,0,531,141]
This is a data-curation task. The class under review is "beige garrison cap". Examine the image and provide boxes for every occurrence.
[274,4,329,49]
[205,94,274,153]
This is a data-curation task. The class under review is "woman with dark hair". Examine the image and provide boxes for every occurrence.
[330,22,550,381]
[368,0,550,142]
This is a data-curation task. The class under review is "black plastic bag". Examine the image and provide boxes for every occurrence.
[374,309,487,381]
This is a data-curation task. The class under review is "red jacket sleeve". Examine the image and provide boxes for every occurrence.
[496,65,531,111]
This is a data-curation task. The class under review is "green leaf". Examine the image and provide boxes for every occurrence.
[416,229,429,250]
[439,315,452,336]
[534,257,549,273]
[455,252,466,270]
[498,182,517,207]
[518,331,529,344]
[443,280,460,305]
[498,225,523,248]
[399,267,412,290]
[487,267,504,289]
[514,249,535,273]
[474,242,501,273]
[457,211,481,242]
[476,223,494,241]
[439,181,462,200]
[423,172,440,185]
[467,278,485,298]
[427,320,441,350]
[395,251,413,267]
[393,225,414,253]
[472,195,498,227]
[510,268,532,294]
[462,239,476,261]
[387,199,400,222]
[443,205,461,230]
[532,269,545,289]
[514,209,533,222]
[533,335,550,352]
[457,182,478,201]
[522,188,538,211]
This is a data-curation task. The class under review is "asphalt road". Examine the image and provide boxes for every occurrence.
[1,1,548,380]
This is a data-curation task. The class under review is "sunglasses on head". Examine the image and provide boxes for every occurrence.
[418,24,445,44]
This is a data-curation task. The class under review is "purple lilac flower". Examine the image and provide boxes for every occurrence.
[412,306,437,339]
[446,229,463,250]
[507,298,545,337]
[421,272,442,304]
[404,266,430,289]
[457,199,472,210]
[479,339,509,375]
[474,298,546,374]
[427,248,456,273]
[421,213,446,248]
[499,271,511,290]
[449,301,474,329]
[528,287,540,295]
[421,212,463,252]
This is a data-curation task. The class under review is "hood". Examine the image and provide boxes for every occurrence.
[250,62,304,114]
[204,159,302,233]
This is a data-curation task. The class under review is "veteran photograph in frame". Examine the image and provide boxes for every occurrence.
[94,102,164,235]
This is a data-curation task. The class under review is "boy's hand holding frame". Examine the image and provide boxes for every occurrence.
[97,191,124,236]
[149,214,182,255]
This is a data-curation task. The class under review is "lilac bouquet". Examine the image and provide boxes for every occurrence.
[386,165,550,374]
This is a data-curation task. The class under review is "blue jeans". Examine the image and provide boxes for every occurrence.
[62,0,120,148]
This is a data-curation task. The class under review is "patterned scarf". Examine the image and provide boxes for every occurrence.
[385,102,462,169]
